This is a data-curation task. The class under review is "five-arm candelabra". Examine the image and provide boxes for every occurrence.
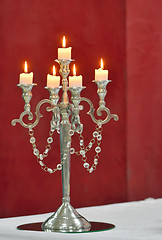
[11,55,118,232]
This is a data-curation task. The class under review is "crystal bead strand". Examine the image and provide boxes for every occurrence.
[28,126,71,173]
[70,123,103,173]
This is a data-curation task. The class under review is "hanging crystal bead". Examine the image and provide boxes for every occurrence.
[88,142,92,148]
[95,146,101,153]
[89,167,93,173]
[39,154,43,160]
[93,131,98,138]
[33,148,39,156]
[57,164,62,170]
[47,137,53,144]
[47,168,53,173]
[70,148,75,154]
[80,140,84,146]
[39,161,44,166]
[83,162,89,168]
[97,134,102,141]
[80,150,85,156]
[69,129,74,136]
[30,137,36,144]
[94,158,98,165]
[44,148,49,154]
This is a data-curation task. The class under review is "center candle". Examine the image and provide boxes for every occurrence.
[69,64,82,87]
[58,36,72,60]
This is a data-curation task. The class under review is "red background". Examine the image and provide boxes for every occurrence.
[127,0,162,200]
[0,0,161,218]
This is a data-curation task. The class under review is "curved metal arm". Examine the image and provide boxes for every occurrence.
[80,97,119,125]
[11,99,53,129]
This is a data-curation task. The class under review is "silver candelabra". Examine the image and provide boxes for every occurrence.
[11,58,118,233]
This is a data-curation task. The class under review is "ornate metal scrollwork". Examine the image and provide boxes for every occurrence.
[80,97,119,125]
[11,99,53,129]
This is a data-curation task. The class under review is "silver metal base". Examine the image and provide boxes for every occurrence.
[41,202,91,232]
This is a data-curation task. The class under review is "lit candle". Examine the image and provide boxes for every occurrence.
[47,65,60,88]
[69,64,82,87]
[58,36,72,59]
[19,61,33,84]
[95,58,108,81]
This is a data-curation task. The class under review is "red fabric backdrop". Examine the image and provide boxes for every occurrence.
[127,0,162,200]
[0,0,161,218]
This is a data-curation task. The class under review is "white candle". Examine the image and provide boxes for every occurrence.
[58,36,72,60]
[19,61,33,84]
[58,47,72,59]
[47,65,60,88]
[95,58,108,81]
[69,75,82,87]
[69,64,82,87]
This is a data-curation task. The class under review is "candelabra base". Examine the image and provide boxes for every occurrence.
[41,202,91,232]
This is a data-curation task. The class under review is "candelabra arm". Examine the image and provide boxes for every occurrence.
[11,99,54,129]
[80,97,118,125]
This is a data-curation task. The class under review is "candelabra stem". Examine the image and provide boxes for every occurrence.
[41,119,91,232]
[60,122,71,204]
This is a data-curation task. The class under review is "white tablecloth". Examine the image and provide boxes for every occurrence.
[0,198,162,240]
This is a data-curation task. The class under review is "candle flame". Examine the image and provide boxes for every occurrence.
[53,65,56,75]
[100,58,104,69]
[62,36,66,48]
[24,61,28,73]
[73,64,76,76]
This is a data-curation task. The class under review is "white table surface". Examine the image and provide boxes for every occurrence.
[0,198,162,240]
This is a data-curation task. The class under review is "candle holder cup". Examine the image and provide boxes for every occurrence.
[17,83,37,112]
